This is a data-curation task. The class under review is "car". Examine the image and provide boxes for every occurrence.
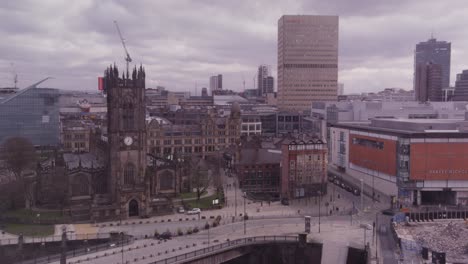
[345,185,353,192]
[353,189,361,196]
[158,231,172,240]
[177,207,185,214]
[360,223,372,230]
[379,226,387,234]
[281,198,289,205]
[381,209,394,216]
[187,208,201,215]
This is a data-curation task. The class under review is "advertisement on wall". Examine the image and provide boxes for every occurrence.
[348,135,397,176]
[410,142,468,180]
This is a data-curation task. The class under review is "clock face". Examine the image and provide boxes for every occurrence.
[124,136,133,146]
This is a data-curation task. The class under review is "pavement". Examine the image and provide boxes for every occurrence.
[47,179,396,264]
[50,216,380,264]
[328,166,391,204]
[0,167,401,263]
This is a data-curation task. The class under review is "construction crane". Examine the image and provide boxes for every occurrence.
[113,20,132,73]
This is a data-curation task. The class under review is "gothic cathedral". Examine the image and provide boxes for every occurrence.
[105,65,149,218]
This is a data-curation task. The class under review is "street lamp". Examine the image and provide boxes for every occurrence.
[60,226,75,264]
[243,191,246,235]
[318,190,322,233]
[374,213,379,259]
[120,232,125,264]
[169,153,178,195]
[177,155,184,193]
[234,181,237,217]
[360,179,364,211]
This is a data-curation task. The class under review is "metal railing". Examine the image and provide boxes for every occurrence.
[0,233,111,245]
[18,237,132,264]
[406,210,468,222]
[149,235,299,264]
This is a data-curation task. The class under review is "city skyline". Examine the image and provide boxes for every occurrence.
[1,0,468,94]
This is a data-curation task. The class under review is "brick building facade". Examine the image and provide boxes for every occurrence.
[281,138,328,200]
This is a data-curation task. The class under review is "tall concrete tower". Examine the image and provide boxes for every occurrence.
[277,15,339,112]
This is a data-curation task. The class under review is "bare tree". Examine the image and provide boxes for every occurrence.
[188,157,211,201]
[205,154,224,189]
[1,137,37,209]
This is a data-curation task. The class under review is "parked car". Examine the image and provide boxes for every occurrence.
[345,185,353,192]
[381,209,394,216]
[187,208,201,215]
[177,207,185,214]
[353,189,361,196]
[281,198,289,205]
[158,231,172,240]
[360,223,372,230]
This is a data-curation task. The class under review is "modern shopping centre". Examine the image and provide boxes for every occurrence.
[329,117,468,207]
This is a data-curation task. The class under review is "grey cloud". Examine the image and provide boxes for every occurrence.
[1,0,468,94]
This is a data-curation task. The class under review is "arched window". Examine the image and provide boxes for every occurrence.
[124,163,135,185]
[122,98,134,130]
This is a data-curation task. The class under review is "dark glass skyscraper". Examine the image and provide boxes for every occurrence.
[452,70,468,101]
[414,62,443,102]
[257,65,274,96]
[414,38,451,90]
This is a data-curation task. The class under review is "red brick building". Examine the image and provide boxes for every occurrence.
[236,148,282,195]
[281,138,328,200]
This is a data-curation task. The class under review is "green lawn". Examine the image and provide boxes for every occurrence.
[186,194,223,210]
[178,191,207,200]
[3,223,55,237]
[4,209,69,222]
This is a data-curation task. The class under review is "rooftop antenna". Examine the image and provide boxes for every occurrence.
[10,63,18,89]
[242,73,246,91]
[253,74,256,90]
[113,20,132,74]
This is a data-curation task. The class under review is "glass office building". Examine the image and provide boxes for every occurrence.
[414,38,451,89]
[0,87,60,146]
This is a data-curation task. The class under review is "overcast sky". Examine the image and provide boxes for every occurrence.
[1,0,467,94]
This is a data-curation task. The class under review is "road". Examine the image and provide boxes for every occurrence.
[56,184,397,264]
[53,214,386,264]
[38,167,399,263]
[99,178,379,237]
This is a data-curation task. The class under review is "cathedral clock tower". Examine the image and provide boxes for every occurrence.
[105,65,149,218]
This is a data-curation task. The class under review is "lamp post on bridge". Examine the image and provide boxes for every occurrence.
[60,225,75,264]
[243,191,246,235]
[318,190,322,233]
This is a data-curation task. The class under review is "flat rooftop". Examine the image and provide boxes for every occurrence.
[332,118,468,137]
